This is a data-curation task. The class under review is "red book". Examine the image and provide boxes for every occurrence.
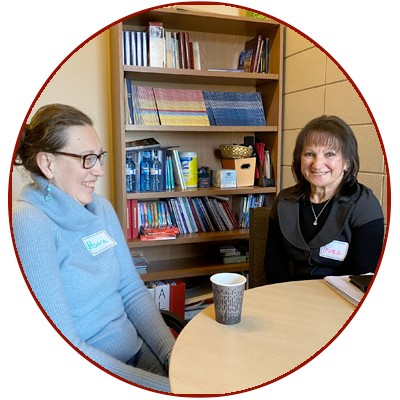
[166,280,186,320]
[131,199,139,239]
[141,226,179,235]
[244,35,263,72]
[127,200,133,239]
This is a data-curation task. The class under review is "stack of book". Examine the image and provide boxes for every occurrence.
[238,34,270,73]
[153,88,210,126]
[166,148,185,189]
[123,24,201,70]
[138,201,175,229]
[232,194,265,229]
[184,278,214,321]
[202,91,266,126]
[122,30,148,67]
[140,225,179,241]
[131,251,149,275]
[127,196,240,239]
[218,244,248,264]
[124,86,267,127]
[125,82,160,125]
[166,196,239,234]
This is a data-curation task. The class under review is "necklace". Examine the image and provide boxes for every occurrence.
[310,198,332,226]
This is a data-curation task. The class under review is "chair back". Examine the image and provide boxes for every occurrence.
[248,207,271,288]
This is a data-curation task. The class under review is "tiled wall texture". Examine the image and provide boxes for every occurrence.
[282,28,387,223]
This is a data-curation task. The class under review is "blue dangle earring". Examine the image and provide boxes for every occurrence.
[45,182,53,202]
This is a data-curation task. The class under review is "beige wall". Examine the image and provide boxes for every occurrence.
[11,31,115,204]
[12,4,387,226]
[282,28,387,222]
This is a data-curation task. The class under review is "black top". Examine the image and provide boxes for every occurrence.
[264,183,384,283]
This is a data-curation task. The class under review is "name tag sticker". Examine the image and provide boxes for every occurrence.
[319,240,349,261]
[82,230,117,256]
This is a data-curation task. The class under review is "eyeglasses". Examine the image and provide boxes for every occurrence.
[52,151,108,169]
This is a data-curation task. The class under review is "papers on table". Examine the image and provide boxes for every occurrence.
[324,275,368,306]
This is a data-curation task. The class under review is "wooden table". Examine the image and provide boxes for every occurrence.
[169,280,356,395]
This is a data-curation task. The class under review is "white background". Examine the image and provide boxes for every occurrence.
[2,1,398,399]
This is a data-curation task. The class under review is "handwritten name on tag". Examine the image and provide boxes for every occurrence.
[82,230,117,256]
[319,240,349,261]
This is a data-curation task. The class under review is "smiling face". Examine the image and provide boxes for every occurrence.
[39,124,105,205]
[301,140,348,197]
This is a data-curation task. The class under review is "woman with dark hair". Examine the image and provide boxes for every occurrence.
[264,115,384,283]
[12,104,175,392]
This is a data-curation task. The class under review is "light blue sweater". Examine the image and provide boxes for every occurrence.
[12,174,175,392]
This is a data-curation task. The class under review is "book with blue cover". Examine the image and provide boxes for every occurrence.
[202,91,266,126]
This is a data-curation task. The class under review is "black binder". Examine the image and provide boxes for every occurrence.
[349,274,373,293]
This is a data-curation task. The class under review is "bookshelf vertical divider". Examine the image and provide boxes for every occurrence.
[110,7,283,282]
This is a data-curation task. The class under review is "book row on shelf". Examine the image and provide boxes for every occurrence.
[123,23,201,70]
[125,82,267,126]
[238,34,270,73]
[123,22,271,74]
[126,194,266,240]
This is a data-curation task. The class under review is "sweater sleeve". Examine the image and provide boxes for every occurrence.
[100,199,176,364]
[341,218,384,275]
[12,202,171,392]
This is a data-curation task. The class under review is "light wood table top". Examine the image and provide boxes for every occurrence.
[169,279,356,395]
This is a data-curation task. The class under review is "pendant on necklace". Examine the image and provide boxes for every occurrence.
[313,220,318,226]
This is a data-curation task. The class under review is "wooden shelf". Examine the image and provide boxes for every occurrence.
[128,229,249,249]
[125,65,279,86]
[127,186,276,201]
[139,257,249,281]
[125,125,278,133]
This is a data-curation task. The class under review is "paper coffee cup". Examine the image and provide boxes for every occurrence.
[210,273,247,325]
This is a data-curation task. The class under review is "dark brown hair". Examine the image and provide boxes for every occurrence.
[291,115,359,198]
[14,104,93,176]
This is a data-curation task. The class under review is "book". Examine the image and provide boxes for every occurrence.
[202,91,266,126]
[349,274,373,293]
[153,87,210,126]
[126,200,132,239]
[148,22,165,68]
[140,232,176,241]
[244,35,263,72]
[259,37,270,73]
[221,254,247,264]
[165,280,186,319]
[165,30,174,68]
[140,226,179,235]
[154,281,170,310]
[131,199,139,238]
[174,197,191,234]
[126,137,160,151]
[126,85,160,125]
[135,31,143,66]
[166,149,187,189]
[238,49,253,72]
[196,197,216,231]
[191,41,201,70]
[324,275,365,306]
[130,31,137,66]
[123,30,131,65]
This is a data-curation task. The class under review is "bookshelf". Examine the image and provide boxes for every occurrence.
[110,7,283,282]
